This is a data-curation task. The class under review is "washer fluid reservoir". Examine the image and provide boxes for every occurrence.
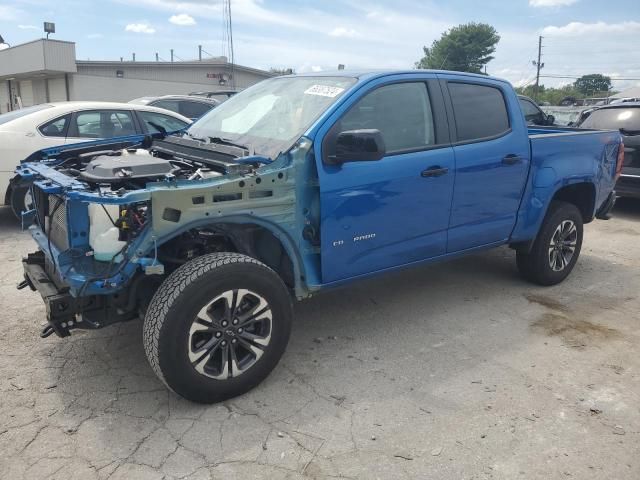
[88,204,126,262]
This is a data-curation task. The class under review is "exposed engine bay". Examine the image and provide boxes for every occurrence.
[19,132,289,287]
[51,134,262,191]
[16,130,309,338]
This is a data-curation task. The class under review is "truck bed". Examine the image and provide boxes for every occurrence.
[506,125,621,244]
[527,125,612,137]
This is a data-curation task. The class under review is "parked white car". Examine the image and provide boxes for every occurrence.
[0,101,191,217]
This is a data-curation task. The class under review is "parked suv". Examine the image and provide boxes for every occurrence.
[129,95,219,121]
[578,103,640,198]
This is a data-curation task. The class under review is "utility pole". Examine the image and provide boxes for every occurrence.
[532,36,544,101]
[198,45,202,61]
[222,0,235,89]
[170,49,174,62]
[155,52,159,62]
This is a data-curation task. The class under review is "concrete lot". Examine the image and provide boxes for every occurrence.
[0,201,639,480]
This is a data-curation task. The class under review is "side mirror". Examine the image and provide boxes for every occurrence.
[546,115,555,126]
[325,129,385,165]
[140,135,154,149]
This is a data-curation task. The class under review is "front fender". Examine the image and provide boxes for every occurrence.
[149,214,309,298]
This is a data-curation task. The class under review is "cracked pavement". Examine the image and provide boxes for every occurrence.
[1,200,639,479]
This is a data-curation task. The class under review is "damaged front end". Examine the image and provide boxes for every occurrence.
[17,133,318,338]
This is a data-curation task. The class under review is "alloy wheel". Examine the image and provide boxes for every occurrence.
[187,289,272,379]
[548,220,577,272]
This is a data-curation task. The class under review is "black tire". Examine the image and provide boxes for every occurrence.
[143,252,293,403]
[516,201,583,286]
[10,185,31,219]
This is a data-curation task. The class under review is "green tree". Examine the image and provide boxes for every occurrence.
[573,74,612,96]
[516,84,582,106]
[415,23,500,73]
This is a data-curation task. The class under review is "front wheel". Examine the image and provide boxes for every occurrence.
[516,201,584,286]
[143,253,293,403]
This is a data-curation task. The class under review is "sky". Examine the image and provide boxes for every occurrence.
[1,0,639,91]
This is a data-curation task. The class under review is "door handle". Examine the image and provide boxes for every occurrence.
[502,154,522,165]
[421,166,449,178]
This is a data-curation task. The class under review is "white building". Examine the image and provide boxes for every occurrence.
[0,39,273,113]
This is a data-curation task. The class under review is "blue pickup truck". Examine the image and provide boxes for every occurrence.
[16,70,621,403]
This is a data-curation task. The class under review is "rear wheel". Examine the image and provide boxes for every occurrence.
[143,252,293,403]
[516,201,583,286]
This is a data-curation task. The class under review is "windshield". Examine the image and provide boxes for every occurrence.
[0,104,53,126]
[187,76,356,159]
[580,107,640,130]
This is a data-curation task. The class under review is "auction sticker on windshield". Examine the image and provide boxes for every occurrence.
[304,85,345,98]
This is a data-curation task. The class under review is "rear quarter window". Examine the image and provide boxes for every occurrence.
[39,115,70,137]
[448,83,510,142]
[179,101,214,119]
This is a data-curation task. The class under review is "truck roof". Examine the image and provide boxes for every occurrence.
[290,69,511,85]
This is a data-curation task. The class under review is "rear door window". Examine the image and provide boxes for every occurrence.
[109,111,137,136]
[74,112,102,138]
[448,83,510,142]
[72,110,137,138]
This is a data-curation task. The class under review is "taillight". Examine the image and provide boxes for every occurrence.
[616,140,624,180]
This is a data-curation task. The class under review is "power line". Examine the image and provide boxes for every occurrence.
[518,76,538,89]
[200,47,216,58]
[541,74,640,81]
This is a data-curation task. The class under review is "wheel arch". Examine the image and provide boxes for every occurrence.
[154,215,308,297]
[4,184,11,206]
[550,181,596,224]
[5,173,23,205]
[511,181,595,254]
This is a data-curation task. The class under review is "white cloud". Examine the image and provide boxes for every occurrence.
[169,13,196,26]
[125,23,156,34]
[112,0,639,90]
[0,6,21,21]
[529,0,578,6]
[542,21,640,36]
[328,27,358,38]
[124,0,313,31]
[0,44,8,51]
[18,24,38,30]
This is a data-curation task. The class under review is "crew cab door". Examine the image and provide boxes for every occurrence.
[439,76,531,252]
[315,76,455,283]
